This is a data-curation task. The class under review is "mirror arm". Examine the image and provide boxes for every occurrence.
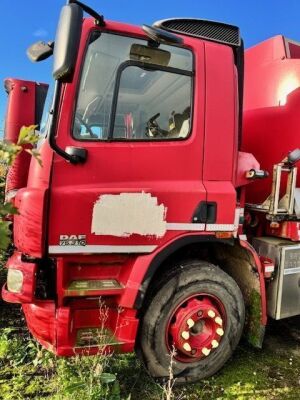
[68,0,105,26]
[48,81,83,164]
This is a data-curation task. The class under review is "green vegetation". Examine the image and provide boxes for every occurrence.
[247,289,265,348]
[0,125,40,250]
[0,298,300,399]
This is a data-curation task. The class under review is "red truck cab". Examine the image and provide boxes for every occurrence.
[3,2,290,383]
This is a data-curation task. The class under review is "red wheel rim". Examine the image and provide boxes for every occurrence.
[166,293,227,363]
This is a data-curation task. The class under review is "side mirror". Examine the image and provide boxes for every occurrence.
[27,41,54,62]
[53,3,83,81]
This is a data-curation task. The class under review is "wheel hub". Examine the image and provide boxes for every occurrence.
[167,294,226,363]
[191,320,205,335]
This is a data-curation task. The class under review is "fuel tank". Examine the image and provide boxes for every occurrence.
[242,35,300,204]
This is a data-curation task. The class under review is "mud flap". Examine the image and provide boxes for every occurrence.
[212,240,266,348]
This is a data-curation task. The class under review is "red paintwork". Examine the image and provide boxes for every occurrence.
[23,300,138,356]
[4,79,48,195]
[203,42,237,182]
[23,302,56,351]
[266,221,300,241]
[12,141,53,257]
[3,16,268,357]
[167,295,226,362]
[55,254,131,306]
[259,256,275,279]
[243,35,300,204]
[13,187,48,257]
[288,40,300,59]
[111,232,217,308]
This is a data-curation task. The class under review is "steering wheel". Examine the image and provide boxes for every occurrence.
[74,114,98,139]
[145,113,168,138]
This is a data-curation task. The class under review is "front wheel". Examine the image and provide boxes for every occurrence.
[138,260,245,384]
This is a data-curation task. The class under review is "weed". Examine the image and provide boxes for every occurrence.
[161,347,176,400]
[52,300,124,400]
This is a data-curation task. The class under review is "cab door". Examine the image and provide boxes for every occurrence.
[48,26,207,255]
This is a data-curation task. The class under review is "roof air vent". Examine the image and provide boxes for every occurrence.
[154,18,241,47]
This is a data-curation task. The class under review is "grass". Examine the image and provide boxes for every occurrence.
[0,302,300,400]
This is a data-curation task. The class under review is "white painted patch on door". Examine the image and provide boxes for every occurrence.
[92,193,167,237]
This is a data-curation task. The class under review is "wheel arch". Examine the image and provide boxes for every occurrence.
[134,235,228,309]
[134,235,266,348]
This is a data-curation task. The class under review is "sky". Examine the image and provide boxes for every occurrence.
[1,0,300,134]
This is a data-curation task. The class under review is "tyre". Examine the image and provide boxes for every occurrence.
[138,260,245,384]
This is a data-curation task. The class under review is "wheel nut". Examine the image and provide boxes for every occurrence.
[183,342,192,352]
[216,328,224,336]
[202,347,211,356]
[187,318,195,328]
[211,340,219,348]
[197,310,203,317]
[181,331,190,340]
[191,349,197,355]
[215,317,223,326]
[208,310,216,318]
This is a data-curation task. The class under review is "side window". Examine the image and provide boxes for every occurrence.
[113,67,191,140]
[73,32,193,141]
